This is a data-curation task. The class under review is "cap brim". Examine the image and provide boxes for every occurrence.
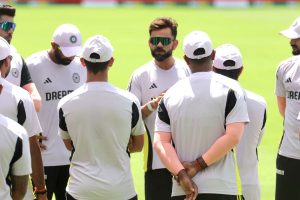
[60,46,82,57]
[280,29,300,39]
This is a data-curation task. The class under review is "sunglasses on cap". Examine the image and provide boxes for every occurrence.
[0,21,16,32]
[150,37,173,46]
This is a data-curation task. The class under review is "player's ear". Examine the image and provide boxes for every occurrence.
[108,57,114,68]
[80,57,86,67]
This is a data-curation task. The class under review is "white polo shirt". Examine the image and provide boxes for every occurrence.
[0,78,42,137]
[0,114,31,200]
[236,89,267,200]
[155,71,249,196]
[128,58,190,171]
[26,50,86,166]
[275,55,300,159]
[58,82,145,200]
[6,46,32,87]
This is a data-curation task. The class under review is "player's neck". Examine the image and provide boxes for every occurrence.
[86,72,108,83]
[154,56,175,70]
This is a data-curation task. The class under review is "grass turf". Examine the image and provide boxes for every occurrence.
[12,4,300,199]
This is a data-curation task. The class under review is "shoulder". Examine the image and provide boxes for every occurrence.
[0,114,27,139]
[245,90,267,108]
[131,61,155,78]
[115,87,141,105]
[213,73,244,94]
[26,50,48,68]
[58,85,85,108]
[277,55,299,73]
[3,79,31,99]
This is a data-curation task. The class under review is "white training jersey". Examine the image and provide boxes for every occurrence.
[0,114,31,200]
[128,58,190,171]
[26,50,86,166]
[6,46,32,87]
[155,72,249,196]
[236,90,267,200]
[275,55,300,159]
[0,78,42,137]
[58,82,145,200]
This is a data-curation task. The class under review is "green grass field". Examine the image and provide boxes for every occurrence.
[12,4,300,200]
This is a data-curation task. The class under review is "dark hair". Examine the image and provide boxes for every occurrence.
[0,58,5,69]
[84,53,109,74]
[149,17,178,39]
[213,67,242,80]
[187,55,212,65]
[0,5,16,18]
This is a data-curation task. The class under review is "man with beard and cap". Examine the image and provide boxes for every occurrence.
[128,17,190,200]
[26,24,86,200]
[275,17,300,199]
[0,4,42,112]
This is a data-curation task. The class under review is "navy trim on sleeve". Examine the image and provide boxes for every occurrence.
[131,102,139,129]
[20,58,33,87]
[157,98,170,125]
[6,137,23,186]
[59,108,68,131]
[17,100,26,125]
[225,89,237,120]
[261,109,267,131]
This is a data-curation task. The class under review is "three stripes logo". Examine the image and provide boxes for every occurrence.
[44,77,52,84]
[149,83,157,89]
[285,77,292,83]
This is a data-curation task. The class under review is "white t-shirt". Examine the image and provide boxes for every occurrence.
[0,78,42,137]
[58,82,145,200]
[236,90,267,200]
[26,50,86,166]
[128,58,190,170]
[155,72,249,196]
[0,114,31,200]
[6,46,32,87]
[275,55,300,159]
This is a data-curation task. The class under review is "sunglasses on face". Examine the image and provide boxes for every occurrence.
[0,21,16,32]
[150,37,173,46]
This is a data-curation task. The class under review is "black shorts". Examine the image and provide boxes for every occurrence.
[66,192,138,200]
[275,154,300,200]
[44,165,70,200]
[172,194,243,200]
[145,168,172,200]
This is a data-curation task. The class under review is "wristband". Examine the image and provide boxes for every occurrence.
[147,102,156,112]
[196,156,208,170]
[34,187,47,196]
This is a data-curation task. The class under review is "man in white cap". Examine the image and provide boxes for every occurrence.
[0,36,46,200]
[0,35,32,200]
[154,31,249,200]
[58,35,145,200]
[275,17,300,199]
[0,4,41,112]
[128,17,190,200]
[213,44,267,200]
[26,24,86,200]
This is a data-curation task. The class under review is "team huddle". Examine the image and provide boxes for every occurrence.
[0,3,299,200]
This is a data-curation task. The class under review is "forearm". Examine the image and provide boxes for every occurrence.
[22,83,42,112]
[154,132,184,175]
[29,136,46,189]
[11,175,29,200]
[202,123,244,166]
[128,135,144,153]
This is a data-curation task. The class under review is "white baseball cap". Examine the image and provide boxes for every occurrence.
[82,35,114,63]
[0,36,11,60]
[52,24,82,57]
[280,17,300,39]
[183,31,213,59]
[213,44,243,70]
